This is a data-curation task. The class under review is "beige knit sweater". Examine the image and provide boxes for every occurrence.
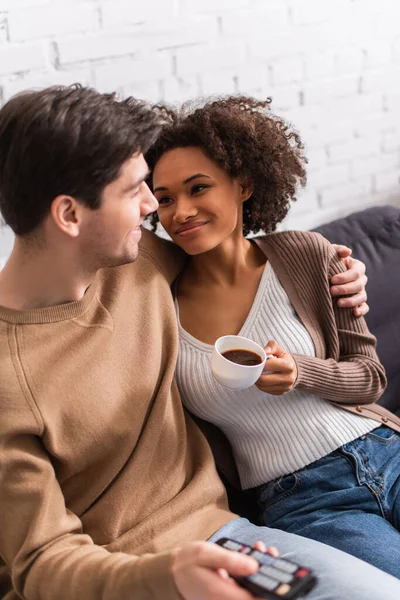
[0,229,233,600]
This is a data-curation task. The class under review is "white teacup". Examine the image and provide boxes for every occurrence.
[211,335,267,390]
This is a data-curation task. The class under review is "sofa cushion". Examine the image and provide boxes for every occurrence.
[314,205,400,413]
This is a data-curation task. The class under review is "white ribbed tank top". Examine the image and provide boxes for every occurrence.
[175,262,377,489]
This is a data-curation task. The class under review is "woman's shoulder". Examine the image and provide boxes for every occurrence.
[253,231,342,282]
[255,230,334,260]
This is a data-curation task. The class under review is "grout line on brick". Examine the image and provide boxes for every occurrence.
[171,54,177,77]
[217,16,223,36]
[0,12,9,43]
[50,41,60,70]
[96,5,103,30]
[159,79,165,101]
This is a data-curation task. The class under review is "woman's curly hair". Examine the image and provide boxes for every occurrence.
[145,95,307,236]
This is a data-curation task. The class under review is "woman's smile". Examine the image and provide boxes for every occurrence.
[174,220,210,236]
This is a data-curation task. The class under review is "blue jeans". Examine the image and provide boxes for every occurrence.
[255,425,400,578]
[209,518,400,599]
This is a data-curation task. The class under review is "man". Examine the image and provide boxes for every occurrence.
[0,85,398,600]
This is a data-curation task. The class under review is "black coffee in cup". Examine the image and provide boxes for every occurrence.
[221,349,263,366]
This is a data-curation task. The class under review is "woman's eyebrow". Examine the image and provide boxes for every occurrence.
[154,173,211,193]
[183,173,212,184]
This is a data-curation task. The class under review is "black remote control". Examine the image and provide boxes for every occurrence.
[216,538,317,599]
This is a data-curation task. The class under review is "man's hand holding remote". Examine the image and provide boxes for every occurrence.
[171,540,276,600]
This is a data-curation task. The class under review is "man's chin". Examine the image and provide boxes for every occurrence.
[101,249,139,269]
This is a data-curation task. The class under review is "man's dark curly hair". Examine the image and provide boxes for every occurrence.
[145,95,307,236]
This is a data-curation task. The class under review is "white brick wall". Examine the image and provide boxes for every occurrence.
[7,4,97,41]
[0,0,400,264]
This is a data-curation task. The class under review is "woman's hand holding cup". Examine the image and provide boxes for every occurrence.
[255,340,298,395]
[211,336,297,394]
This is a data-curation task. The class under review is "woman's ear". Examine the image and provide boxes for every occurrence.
[240,178,254,203]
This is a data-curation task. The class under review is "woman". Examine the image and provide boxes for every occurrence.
[145,96,400,577]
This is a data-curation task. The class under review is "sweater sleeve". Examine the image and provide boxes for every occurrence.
[140,228,187,284]
[292,244,387,405]
[0,400,179,600]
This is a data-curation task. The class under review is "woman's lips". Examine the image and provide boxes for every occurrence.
[174,221,209,236]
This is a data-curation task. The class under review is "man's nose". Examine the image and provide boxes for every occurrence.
[141,182,158,216]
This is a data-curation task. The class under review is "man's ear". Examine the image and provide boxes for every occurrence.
[50,195,83,238]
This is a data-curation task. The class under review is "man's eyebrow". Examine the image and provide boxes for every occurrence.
[125,169,151,191]
[135,168,151,186]
[154,173,211,193]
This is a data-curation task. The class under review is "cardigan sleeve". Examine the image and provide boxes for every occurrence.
[292,244,387,405]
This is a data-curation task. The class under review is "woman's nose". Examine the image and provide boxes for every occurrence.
[173,198,198,222]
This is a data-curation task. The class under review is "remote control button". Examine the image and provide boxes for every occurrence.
[241,547,252,554]
[222,540,242,551]
[251,550,276,565]
[273,559,299,574]
[296,568,309,578]
[275,583,291,596]
[248,572,277,591]
[259,565,292,583]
